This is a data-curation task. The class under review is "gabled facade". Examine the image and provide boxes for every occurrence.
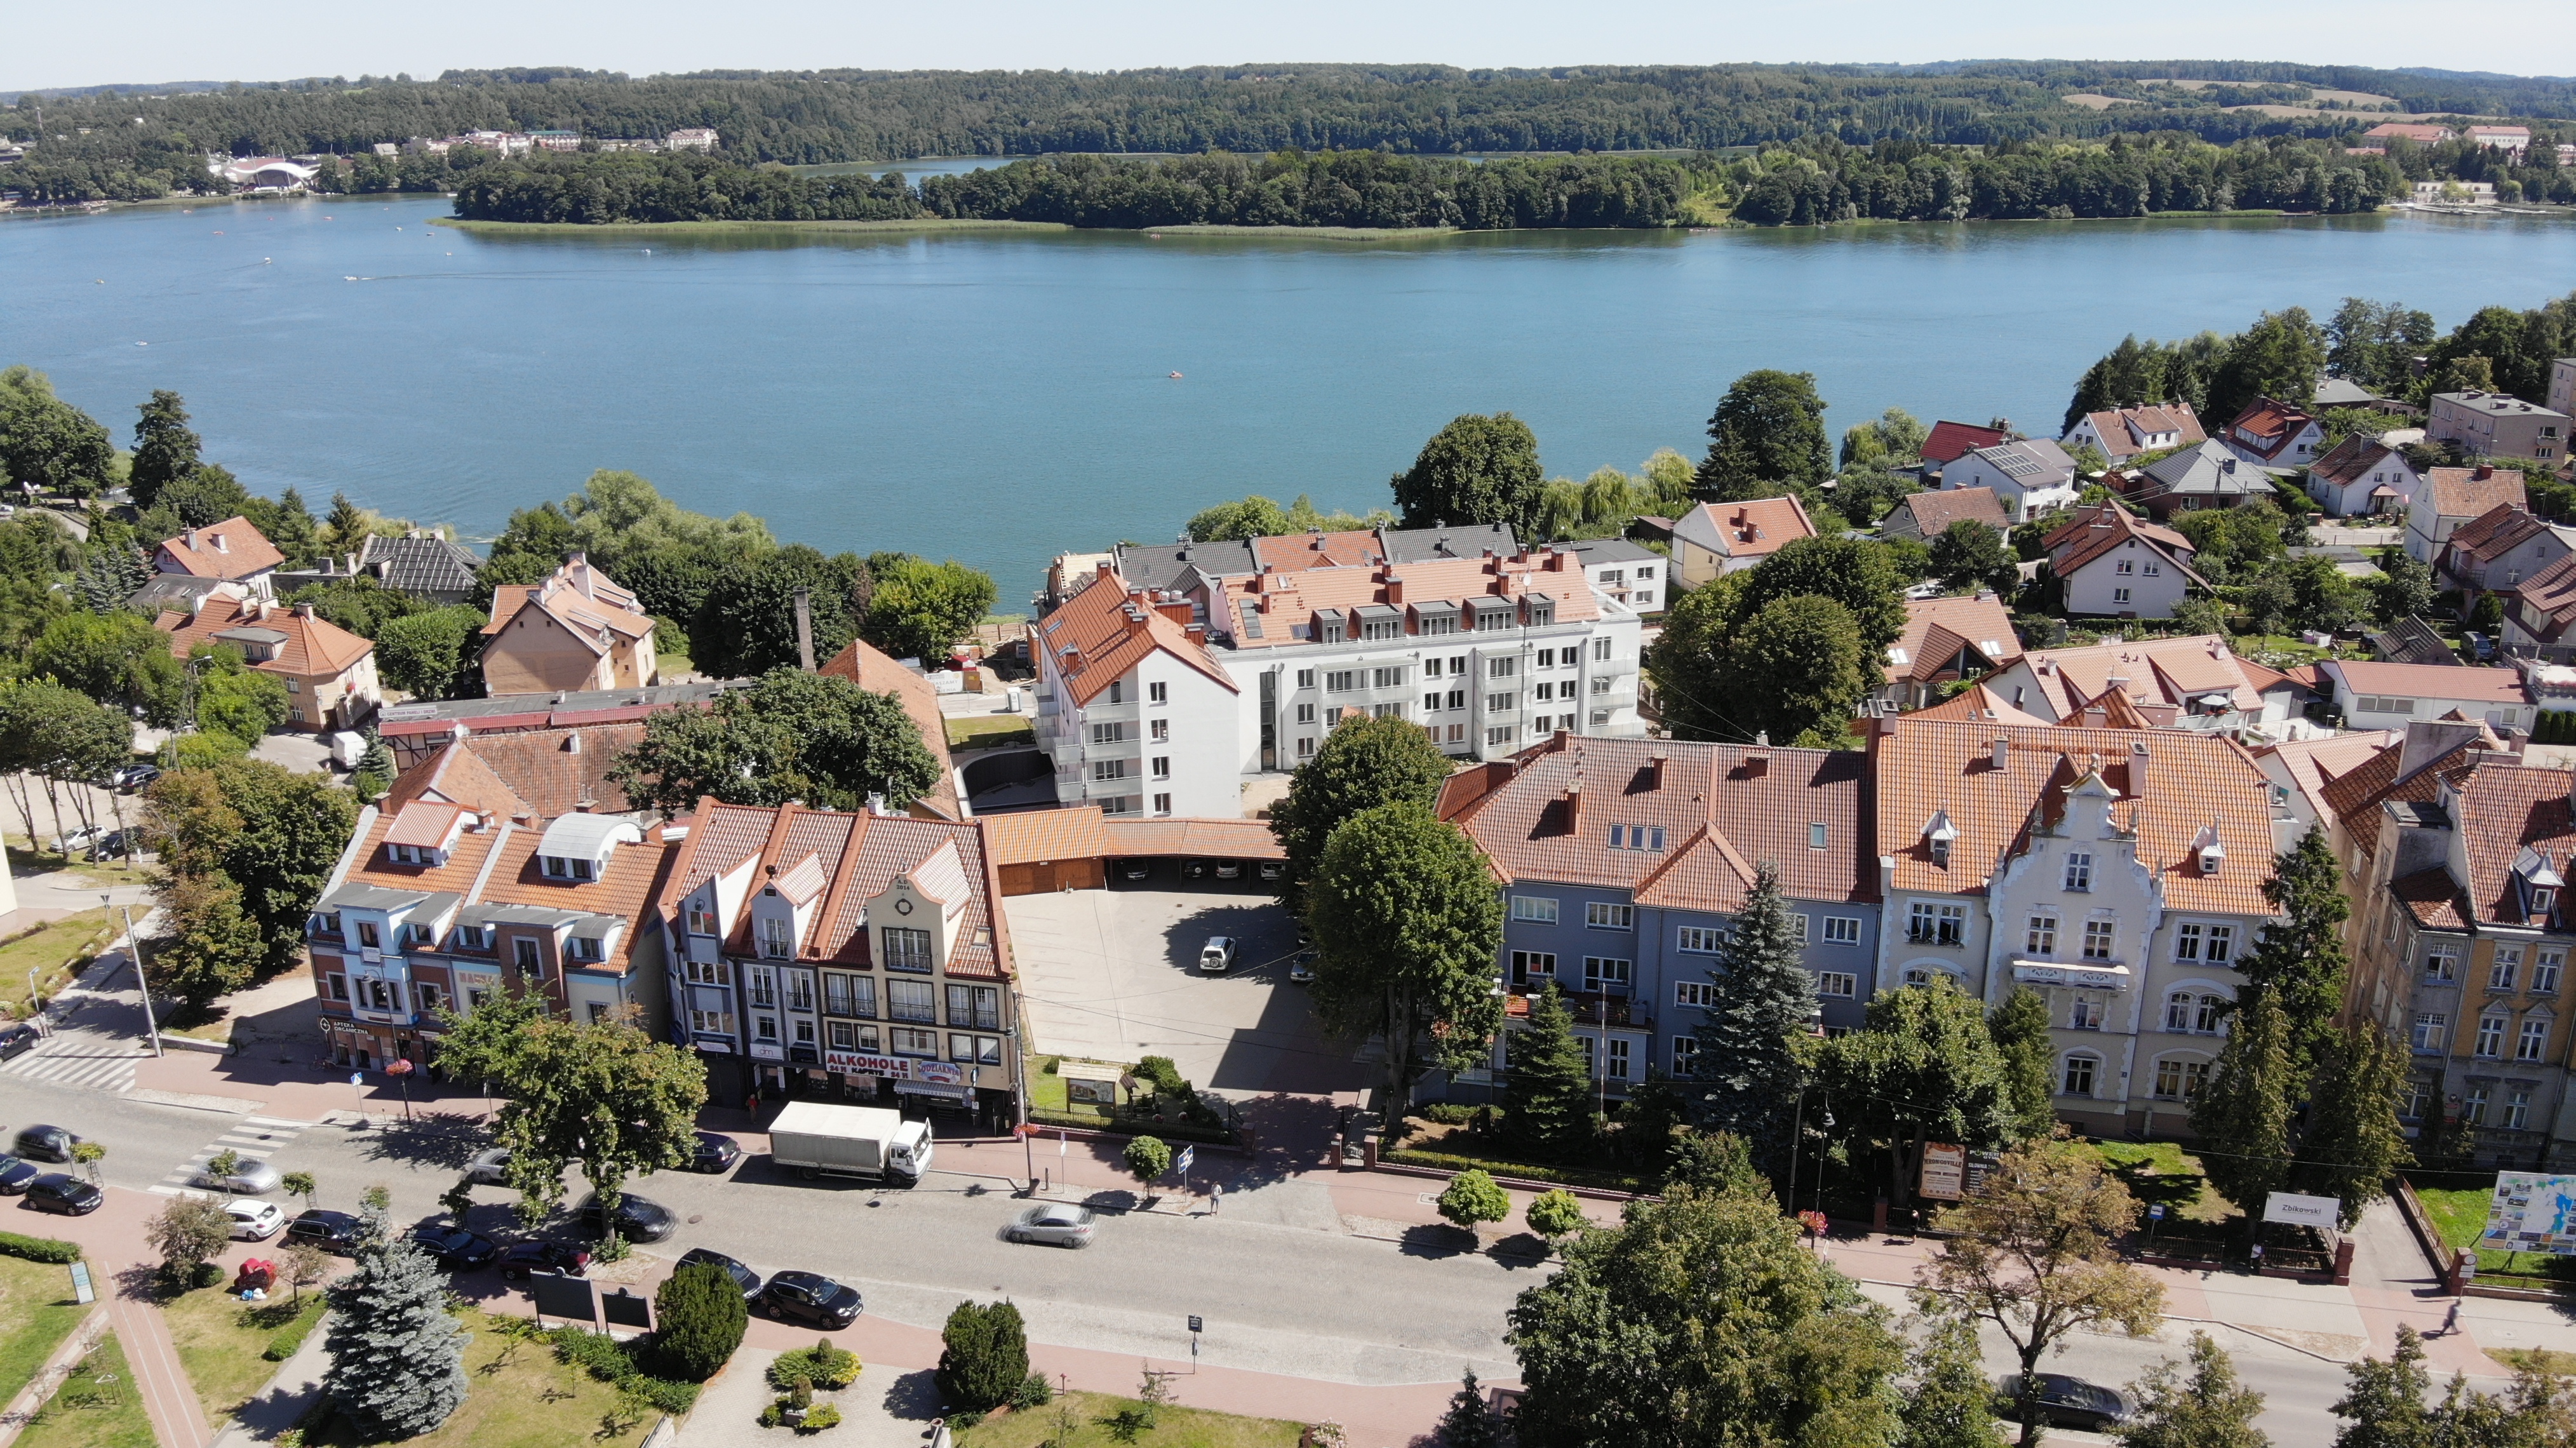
[2409,466,2531,564]
[1881,487,2009,546]
[156,593,380,732]
[1942,440,2082,523]
[153,516,283,591]
[2042,505,2203,619]
[2306,436,2425,518]
[1033,563,1244,819]
[1669,497,1816,585]
[2436,505,2576,603]
[2063,403,2206,467]
[2218,398,2326,472]
[1983,636,2307,738]
[817,637,965,820]
[2122,439,2278,519]
[655,800,1021,1129]
[1879,593,2020,712]
[2506,551,2576,654]
[481,554,661,697]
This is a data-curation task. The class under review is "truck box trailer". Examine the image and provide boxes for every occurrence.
[766,1101,932,1184]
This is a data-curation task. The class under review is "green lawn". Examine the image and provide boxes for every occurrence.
[955,1390,1304,1448]
[2411,1183,2576,1285]
[0,910,116,1017]
[14,1331,156,1448]
[2077,1139,2238,1226]
[307,1311,652,1448]
[946,715,1036,751]
[0,1253,91,1411]
[161,1285,325,1426]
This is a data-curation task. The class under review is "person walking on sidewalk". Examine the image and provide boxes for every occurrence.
[2442,1300,2461,1337]
[1208,1181,1223,1216]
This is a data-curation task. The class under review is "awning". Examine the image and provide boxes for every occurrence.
[892,1081,973,1102]
[2012,960,2132,991]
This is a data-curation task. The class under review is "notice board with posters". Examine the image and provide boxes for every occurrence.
[2480,1172,2576,1254]
[1919,1143,1968,1200]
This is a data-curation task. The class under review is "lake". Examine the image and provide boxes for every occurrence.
[4,198,2572,599]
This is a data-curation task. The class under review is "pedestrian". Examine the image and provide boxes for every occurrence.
[746,1090,761,1119]
[1209,1181,1223,1216]
[2443,1300,2461,1337]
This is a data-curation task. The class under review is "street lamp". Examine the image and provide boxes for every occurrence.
[1785,1087,1832,1221]
[104,894,162,1058]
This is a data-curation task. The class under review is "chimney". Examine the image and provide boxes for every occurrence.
[1745,732,1771,776]
[2477,464,2495,480]
[184,528,199,552]
[793,586,815,672]
[1385,577,1405,607]
[1096,559,1117,582]
[1156,599,1191,627]
[1649,749,1668,788]
[574,800,594,813]
[293,603,314,619]
[2130,740,2150,801]
[565,732,582,754]
[1561,784,1583,835]
[2081,704,2109,729]
[1991,737,2009,770]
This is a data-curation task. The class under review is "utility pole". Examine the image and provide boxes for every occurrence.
[105,895,162,1057]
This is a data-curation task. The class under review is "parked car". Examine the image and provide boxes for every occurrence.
[0,1155,41,1195]
[48,828,102,857]
[1197,937,1237,974]
[1181,859,1208,880]
[576,1192,676,1243]
[12,1125,81,1163]
[496,1240,591,1281]
[189,1158,282,1195]
[22,1174,101,1216]
[109,763,161,791]
[690,1132,742,1174]
[1287,951,1317,985]
[285,1209,369,1254]
[224,1199,286,1240]
[675,1247,762,1299]
[1258,860,1285,881]
[1009,1203,1096,1248]
[1214,860,1242,880]
[1122,861,1151,881]
[756,1270,862,1328]
[1997,1375,2134,1432]
[0,1025,40,1063]
[463,1147,513,1185]
[90,829,138,860]
[410,1226,502,1271]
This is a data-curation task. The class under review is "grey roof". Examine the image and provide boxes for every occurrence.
[1113,539,1257,591]
[377,680,746,723]
[2434,391,2572,422]
[320,883,458,915]
[460,901,589,928]
[2314,377,2384,408]
[211,626,290,647]
[1967,439,2077,483]
[1552,538,1662,565]
[2142,439,2280,498]
[128,573,229,613]
[537,813,643,860]
[1379,523,1519,563]
[358,533,483,597]
[2371,615,2464,667]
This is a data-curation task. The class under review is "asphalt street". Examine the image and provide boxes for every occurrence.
[0,1071,2479,1440]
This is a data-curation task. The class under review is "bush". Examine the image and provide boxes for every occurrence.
[551,1327,700,1414]
[768,1340,861,1391]
[1525,1188,1588,1240]
[798,1404,843,1432]
[1379,1147,1646,1194]
[1025,1109,1236,1145]
[1419,1103,1478,1125]
[1010,1371,1054,1408]
[0,1231,82,1264]
[1122,1136,1173,1189]
[1437,1170,1511,1230]
[264,1304,325,1361]
[936,1299,1030,1412]
[653,1263,749,1382]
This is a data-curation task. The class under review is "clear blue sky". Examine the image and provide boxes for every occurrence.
[12,0,2573,95]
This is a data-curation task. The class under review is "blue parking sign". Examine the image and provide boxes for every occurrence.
[1174,1146,1195,1177]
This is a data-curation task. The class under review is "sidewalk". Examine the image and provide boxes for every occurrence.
[27,1187,216,1448]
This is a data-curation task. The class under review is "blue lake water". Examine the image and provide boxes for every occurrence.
[4,198,2572,599]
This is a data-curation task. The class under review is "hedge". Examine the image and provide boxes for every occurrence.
[264,1304,325,1362]
[0,1231,83,1264]
[1380,1148,1647,1195]
[551,1327,701,1414]
[1026,1109,1239,1146]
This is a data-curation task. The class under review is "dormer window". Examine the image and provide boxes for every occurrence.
[2536,888,2558,920]
[540,855,595,882]
[568,936,605,963]
[453,925,492,951]
[2514,847,2565,922]
[759,916,793,960]
[387,843,441,867]
[403,922,435,946]
[1924,810,1958,869]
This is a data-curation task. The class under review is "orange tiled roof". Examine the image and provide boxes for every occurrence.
[981,807,1115,867]
[1889,594,2020,685]
[384,738,535,820]
[474,825,678,974]
[1252,532,1383,572]
[483,557,655,651]
[2224,396,2318,464]
[817,638,962,819]
[1678,497,1816,563]
[1212,549,1603,653]
[2309,435,2408,488]
[156,597,374,678]
[1102,817,1285,860]
[2318,723,2500,829]
[2444,504,2553,565]
[1038,566,1240,702]
[338,808,509,899]
[2042,504,2201,580]
[383,801,467,848]
[2324,660,2528,706]
[2511,552,2576,643]
[445,724,647,818]
[155,517,283,580]
[2079,403,2206,459]
[2254,730,2398,820]
[2008,635,2281,719]
[1870,714,2274,915]
[2421,467,2528,522]
[2391,866,2472,932]
[2452,762,2576,928]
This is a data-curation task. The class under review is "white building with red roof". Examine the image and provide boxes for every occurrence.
[1982,634,2311,739]
[2219,397,2326,473]
[153,516,285,592]
[156,593,381,731]
[1033,560,1245,819]
[2063,403,2206,467]
[1668,495,1816,586]
[2041,505,2204,619]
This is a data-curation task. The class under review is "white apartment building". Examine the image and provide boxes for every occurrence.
[1032,563,1244,819]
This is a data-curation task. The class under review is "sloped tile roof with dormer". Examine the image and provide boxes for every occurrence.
[2075,403,2207,462]
[1670,496,1816,565]
[1888,594,2021,686]
[154,517,285,581]
[1039,565,1240,701]
[156,596,375,679]
[357,532,483,599]
[2043,504,2205,582]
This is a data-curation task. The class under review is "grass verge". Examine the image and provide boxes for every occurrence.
[15,1331,154,1448]
[0,909,116,1017]
[2408,1183,2574,1284]
[0,1253,90,1407]
[162,1285,326,1425]
[954,1389,1304,1448]
[307,1311,652,1447]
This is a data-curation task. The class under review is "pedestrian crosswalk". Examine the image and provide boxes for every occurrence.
[0,1038,144,1094]
[149,1116,316,1197]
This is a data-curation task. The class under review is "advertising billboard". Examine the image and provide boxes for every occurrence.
[2479,1172,2576,1255]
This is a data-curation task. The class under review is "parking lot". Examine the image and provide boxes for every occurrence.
[1003,873,1370,1099]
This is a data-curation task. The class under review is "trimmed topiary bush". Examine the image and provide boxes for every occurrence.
[652,1263,748,1382]
[1525,1188,1587,1241]
[0,1231,83,1264]
[1437,1169,1510,1231]
[768,1339,860,1391]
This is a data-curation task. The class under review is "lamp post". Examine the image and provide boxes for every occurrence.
[1785,1087,1833,1221]
[105,894,161,1058]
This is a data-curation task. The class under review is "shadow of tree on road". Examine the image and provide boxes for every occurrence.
[355,1114,486,1170]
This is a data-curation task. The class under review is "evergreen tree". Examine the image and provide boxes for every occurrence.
[1989,988,2058,1142]
[1689,863,1817,1176]
[1899,1314,1997,1448]
[935,1299,1030,1413]
[2232,827,2351,1080]
[1438,1369,1500,1448]
[2189,990,2295,1225]
[325,492,370,547]
[1502,982,1596,1162]
[264,486,321,567]
[352,725,394,803]
[2119,1332,2270,1448]
[323,1216,471,1438]
[74,547,149,612]
[2295,1021,2413,1227]
[129,390,203,510]
[653,1263,749,1382]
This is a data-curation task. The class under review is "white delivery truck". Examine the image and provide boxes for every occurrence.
[766,1101,933,1184]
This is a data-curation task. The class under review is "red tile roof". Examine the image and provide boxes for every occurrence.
[2442,504,2551,565]
[1910,683,2053,727]
[1891,488,2009,539]
[441,724,647,818]
[1038,566,1240,701]
[2077,403,2206,460]
[483,557,655,652]
[1251,532,1382,572]
[2512,552,2576,643]
[2452,763,2576,928]
[1923,420,2010,466]
[2309,435,2410,489]
[1889,594,2020,685]
[2392,866,2472,932]
[2420,467,2528,522]
[2042,504,2200,581]
[156,596,375,679]
[154,517,284,580]
[818,638,962,820]
[2323,660,2528,706]
[981,807,1115,867]
[1212,549,1604,653]
[1676,497,1816,564]
[1103,817,1284,860]
[473,824,678,974]
[2223,396,2318,466]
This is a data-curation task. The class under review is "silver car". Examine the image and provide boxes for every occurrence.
[1009,1203,1096,1248]
[190,1158,282,1195]
[464,1147,513,1186]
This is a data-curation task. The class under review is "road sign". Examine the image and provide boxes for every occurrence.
[1174,1145,1195,1176]
[2149,1203,2166,1220]
[348,1073,363,1087]
[1188,1315,1202,1334]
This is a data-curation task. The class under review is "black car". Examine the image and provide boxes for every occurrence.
[0,1026,39,1063]
[0,1156,39,1195]
[410,1227,502,1271]
[22,1174,101,1216]
[496,1240,591,1281]
[756,1270,862,1329]
[12,1125,79,1163]
[576,1193,676,1243]
[676,1247,761,1298]
[690,1132,742,1174]
[285,1209,370,1254]
[1997,1374,2135,1432]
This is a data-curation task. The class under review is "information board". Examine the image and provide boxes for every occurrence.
[1919,1143,1968,1201]
[2479,1172,2576,1255]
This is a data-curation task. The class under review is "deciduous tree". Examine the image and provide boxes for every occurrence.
[1696,370,1832,500]
[150,873,263,1010]
[1735,535,1910,657]
[1186,494,1292,541]
[1437,1169,1510,1231]
[1524,1190,1587,1243]
[1390,413,1545,539]
[2204,307,2327,423]
[861,556,997,662]
[146,1194,234,1281]
[144,756,358,976]
[28,612,184,725]
[692,544,867,678]
[2118,1332,2270,1448]
[375,606,488,700]
[1689,862,1815,1176]
[1899,1312,1997,1448]
[1818,976,2011,1205]
[1930,520,2021,596]
[609,667,942,817]
[478,1017,708,1234]
[323,1223,470,1439]
[1267,712,1453,909]
[1305,802,1505,1116]
[1721,593,1869,747]
[0,366,115,499]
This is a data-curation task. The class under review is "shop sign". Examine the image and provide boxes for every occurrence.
[916,1060,966,1086]
[825,1051,915,1079]
[748,1040,784,1061]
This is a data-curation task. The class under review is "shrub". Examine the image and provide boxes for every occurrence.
[1525,1188,1588,1240]
[798,1404,843,1432]
[1122,1136,1172,1190]
[551,1327,701,1414]
[936,1299,1030,1412]
[1420,1103,1478,1125]
[768,1340,861,1391]
[0,1231,82,1264]
[653,1263,749,1382]
[1010,1371,1054,1408]
[1437,1170,1510,1230]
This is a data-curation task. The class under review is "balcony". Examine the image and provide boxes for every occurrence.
[1506,991,1652,1033]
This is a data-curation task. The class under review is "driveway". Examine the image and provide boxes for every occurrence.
[1004,882,1366,1099]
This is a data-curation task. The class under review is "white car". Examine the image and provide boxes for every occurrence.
[1197,937,1237,974]
[224,1198,285,1240]
[463,1147,513,1186]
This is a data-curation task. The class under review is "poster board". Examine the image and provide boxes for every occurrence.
[1919,1143,1968,1201]
[1066,1073,1120,1106]
[2479,1172,2576,1255]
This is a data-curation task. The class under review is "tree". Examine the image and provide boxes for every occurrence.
[691,544,868,678]
[1720,594,1870,746]
[1185,494,1292,542]
[2326,298,2436,395]
[2295,1021,2412,1227]
[28,611,185,723]
[1390,413,1545,538]
[281,1170,319,1209]
[862,556,997,662]
[2204,307,2327,424]
[0,366,116,499]
[1438,1369,1501,1448]
[2232,827,2352,1078]
[1437,1169,1510,1231]
[1689,863,1816,1176]
[2329,1328,2435,1448]
[1268,711,1453,910]
[1501,984,1595,1162]
[2190,989,2295,1224]
[1696,370,1832,501]
[0,679,132,843]
[152,463,254,532]
[323,492,370,549]
[654,1262,749,1382]
[351,726,394,802]
[1122,1135,1172,1192]
[1899,1312,1997,1448]
[1930,520,2021,596]
[192,655,291,746]
[1818,976,2011,1205]
[281,1240,332,1304]
[146,1194,233,1282]
[1736,535,1910,657]
[429,988,549,1087]
[936,1299,1030,1412]
[1525,1189,1587,1242]
[1841,406,1930,469]
[2368,548,2436,627]
[1989,988,2058,1143]
[1919,1137,2164,1448]
[145,756,358,975]
[374,606,487,700]
[1508,1172,1907,1447]
[129,390,203,509]
[608,667,942,818]
[149,873,263,1010]
[478,1017,708,1233]
[323,1224,471,1440]
[1306,802,1505,1115]
[2118,1332,2270,1448]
